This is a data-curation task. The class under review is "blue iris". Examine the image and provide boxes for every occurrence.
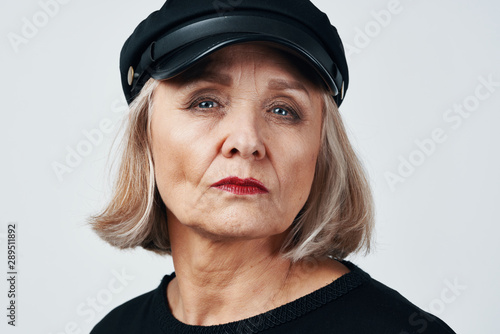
[198,101,216,108]
[272,107,289,116]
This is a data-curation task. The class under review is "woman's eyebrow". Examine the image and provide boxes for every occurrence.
[178,69,233,87]
[267,79,310,97]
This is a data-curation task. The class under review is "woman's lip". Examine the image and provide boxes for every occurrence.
[211,177,269,194]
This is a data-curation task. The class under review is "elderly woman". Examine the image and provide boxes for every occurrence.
[90,0,455,333]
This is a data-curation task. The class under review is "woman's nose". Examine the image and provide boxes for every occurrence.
[220,108,266,160]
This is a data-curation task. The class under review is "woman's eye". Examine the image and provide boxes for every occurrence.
[272,107,289,116]
[198,101,218,109]
[268,104,300,122]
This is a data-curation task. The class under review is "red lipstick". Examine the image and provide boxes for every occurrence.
[211,177,269,195]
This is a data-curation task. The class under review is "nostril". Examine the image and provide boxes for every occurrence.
[221,131,266,159]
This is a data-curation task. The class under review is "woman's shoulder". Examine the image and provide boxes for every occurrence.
[89,273,174,334]
[318,261,457,333]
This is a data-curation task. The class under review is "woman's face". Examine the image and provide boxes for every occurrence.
[151,43,324,241]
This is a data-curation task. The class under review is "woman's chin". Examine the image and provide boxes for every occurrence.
[181,216,290,243]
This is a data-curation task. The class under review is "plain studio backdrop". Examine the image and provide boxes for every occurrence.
[1,0,499,333]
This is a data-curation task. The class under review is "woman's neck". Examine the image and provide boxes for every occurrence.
[166,218,350,326]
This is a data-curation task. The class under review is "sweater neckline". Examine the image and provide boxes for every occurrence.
[152,260,370,334]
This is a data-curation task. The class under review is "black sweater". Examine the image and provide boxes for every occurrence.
[90,261,456,333]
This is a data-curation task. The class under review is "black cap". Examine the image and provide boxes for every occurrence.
[120,0,349,106]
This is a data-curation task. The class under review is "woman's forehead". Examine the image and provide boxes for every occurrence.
[171,43,324,88]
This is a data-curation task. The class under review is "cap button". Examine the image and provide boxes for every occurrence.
[127,66,135,86]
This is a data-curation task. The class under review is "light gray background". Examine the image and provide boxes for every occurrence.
[1,0,499,333]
